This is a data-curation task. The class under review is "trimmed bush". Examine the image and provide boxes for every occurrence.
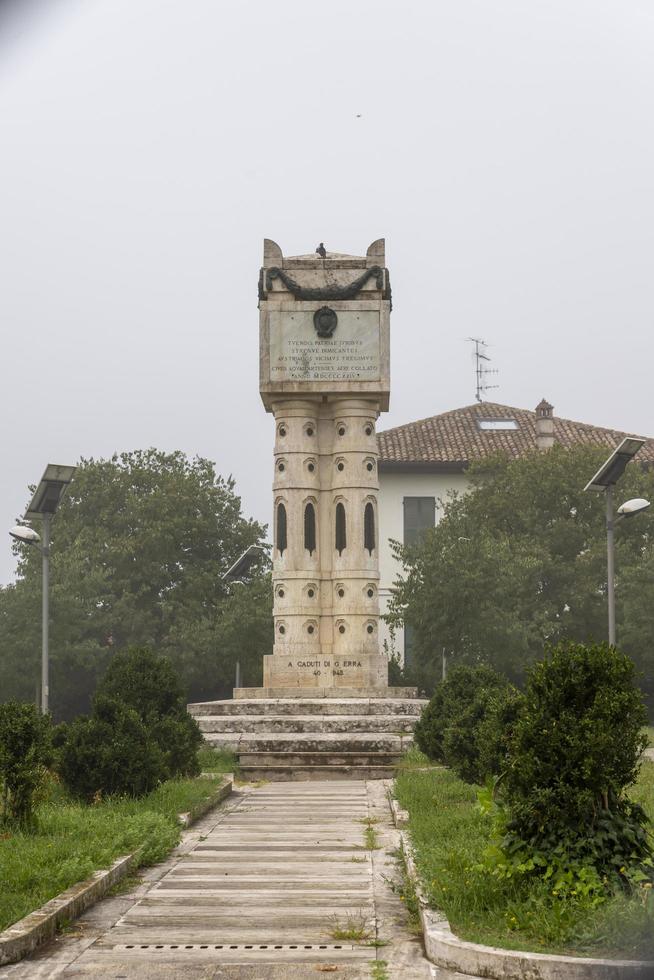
[476,685,525,784]
[98,647,188,720]
[151,715,203,779]
[414,664,511,782]
[58,648,202,798]
[59,696,166,800]
[502,642,651,881]
[98,647,202,778]
[0,701,51,825]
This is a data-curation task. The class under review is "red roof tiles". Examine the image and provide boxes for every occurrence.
[377,402,654,469]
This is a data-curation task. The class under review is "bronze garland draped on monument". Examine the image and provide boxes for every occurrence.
[259,265,392,308]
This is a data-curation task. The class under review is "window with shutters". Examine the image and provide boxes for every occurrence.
[403,497,435,546]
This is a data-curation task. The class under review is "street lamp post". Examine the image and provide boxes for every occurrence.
[222,544,266,694]
[41,513,51,716]
[584,439,650,645]
[9,464,76,714]
[605,486,616,644]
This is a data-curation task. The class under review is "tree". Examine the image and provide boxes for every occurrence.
[387,445,654,709]
[0,450,271,719]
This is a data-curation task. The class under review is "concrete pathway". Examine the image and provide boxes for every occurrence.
[1,781,478,980]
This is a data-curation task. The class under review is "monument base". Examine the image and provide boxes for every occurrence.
[233,685,418,700]
[262,651,389,691]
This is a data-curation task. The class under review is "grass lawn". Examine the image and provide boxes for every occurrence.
[197,746,239,775]
[645,726,654,748]
[0,768,227,933]
[395,752,654,959]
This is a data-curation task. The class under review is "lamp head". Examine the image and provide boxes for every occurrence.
[617,498,651,518]
[9,525,41,545]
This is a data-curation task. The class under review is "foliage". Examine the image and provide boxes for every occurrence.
[58,697,167,800]
[395,760,654,956]
[476,686,525,786]
[0,701,51,826]
[387,651,404,687]
[97,647,203,778]
[0,772,225,931]
[499,642,652,882]
[58,649,206,799]
[413,664,513,783]
[0,450,270,720]
[99,645,189,719]
[387,445,654,709]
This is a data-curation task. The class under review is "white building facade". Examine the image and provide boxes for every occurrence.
[376,399,654,665]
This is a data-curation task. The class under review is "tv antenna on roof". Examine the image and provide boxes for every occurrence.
[467,338,499,403]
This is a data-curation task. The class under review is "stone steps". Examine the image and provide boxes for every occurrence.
[195,714,416,733]
[233,686,418,700]
[239,750,402,767]
[189,697,425,717]
[190,693,425,780]
[238,765,398,781]
[202,731,413,753]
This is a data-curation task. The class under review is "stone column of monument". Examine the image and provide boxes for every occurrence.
[259,238,391,692]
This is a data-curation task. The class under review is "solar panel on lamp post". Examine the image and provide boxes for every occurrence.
[583,439,648,645]
[9,464,76,714]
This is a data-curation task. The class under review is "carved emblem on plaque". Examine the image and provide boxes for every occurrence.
[313,306,338,338]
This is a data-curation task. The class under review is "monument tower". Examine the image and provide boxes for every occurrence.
[189,238,424,779]
[259,238,391,693]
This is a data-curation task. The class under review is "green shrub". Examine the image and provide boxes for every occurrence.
[501,642,652,883]
[99,647,188,720]
[414,664,510,782]
[58,648,202,798]
[98,647,202,778]
[151,715,201,779]
[476,686,525,783]
[59,696,166,800]
[0,701,51,826]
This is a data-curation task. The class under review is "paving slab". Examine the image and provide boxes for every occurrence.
[0,781,479,980]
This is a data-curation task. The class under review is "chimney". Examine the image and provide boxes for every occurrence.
[535,399,555,451]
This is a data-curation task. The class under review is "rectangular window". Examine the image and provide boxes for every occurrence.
[403,496,436,546]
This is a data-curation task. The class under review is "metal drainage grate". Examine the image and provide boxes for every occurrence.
[118,944,348,951]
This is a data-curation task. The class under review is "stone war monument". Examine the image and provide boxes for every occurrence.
[188,240,426,778]
[256,236,394,696]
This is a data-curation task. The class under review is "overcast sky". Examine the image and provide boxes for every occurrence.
[1,0,653,584]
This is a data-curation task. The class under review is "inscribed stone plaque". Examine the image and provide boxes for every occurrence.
[269,310,381,383]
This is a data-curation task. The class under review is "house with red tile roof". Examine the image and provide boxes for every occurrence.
[376,400,654,663]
